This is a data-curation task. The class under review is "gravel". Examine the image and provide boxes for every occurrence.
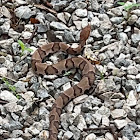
[0,0,140,140]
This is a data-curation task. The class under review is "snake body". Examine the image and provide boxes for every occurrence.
[31,25,95,140]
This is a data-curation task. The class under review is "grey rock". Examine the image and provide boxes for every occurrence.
[73,95,88,105]
[8,28,20,40]
[127,109,136,121]
[12,42,20,55]
[128,15,138,25]
[45,13,58,22]
[125,80,137,91]
[85,113,93,125]
[57,13,66,24]
[0,90,18,102]
[15,6,35,19]
[91,29,102,40]
[75,1,87,9]
[1,21,10,34]
[90,0,99,11]
[81,98,93,112]
[0,6,11,19]
[91,16,100,28]
[0,67,7,77]
[50,21,69,30]
[69,125,81,140]
[127,65,138,75]
[131,9,140,16]
[114,119,128,129]
[64,30,75,43]
[92,112,102,125]
[60,113,69,130]
[126,90,137,107]
[22,132,32,140]
[75,9,87,17]
[53,1,68,11]
[122,122,138,140]
[35,24,49,33]
[110,7,123,16]
[85,133,96,140]
[137,83,140,93]
[98,14,112,35]
[131,33,140,46]
[136,17,140,28]
[30,76,38,84]
[63,131,73,139]
[10,130,23,138]
[39,130,49,140]
[97,106,110,117]
[64,2,76,13]
[96,79,117,94]
[0,38,14,49]
[3,120,23,131]
[14,81,27,93]
[30,83,40,92]
[37,88,49,99]
[4,102,23,113]
[25,122,43,135]
[103,34,112,45]
[77,115,87,131]
[6,138,24,140]
[110,17,123,24]
[0,56,5,63]
[115,58,130,68]
[21,31,32,39]
[111,109,127,119]
[53,77,70,88]
[118,32,128,44]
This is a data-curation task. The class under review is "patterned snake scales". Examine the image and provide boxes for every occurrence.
[31,25,95,140]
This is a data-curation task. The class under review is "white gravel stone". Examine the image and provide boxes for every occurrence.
[0,67,7,77]
[50,21,69,30]
[0,38,14,49]
[73,95,88,104]
[75,9,87,17]
[63,131,73,139]
[85,133,96,140]
[114,119,128,129]
[77,115,87,130]
[15,6,35,19]
[21,31,32,39]
[111,109,127,119]
[127,65,138,75]
[126,90,137,107]
[105,132,115,140]
[0,90,18,102]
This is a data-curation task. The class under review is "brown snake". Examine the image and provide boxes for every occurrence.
[31,25,95,140]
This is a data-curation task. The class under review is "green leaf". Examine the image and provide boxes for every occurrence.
[18,40,26,52]
[25,47,33,52]
[63,71,72,76]
[2,77,17,96]
[18,40,33,55]
[124,3,140,11]
[117,2,125,6]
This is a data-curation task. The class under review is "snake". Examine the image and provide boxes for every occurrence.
[31,25,95,140]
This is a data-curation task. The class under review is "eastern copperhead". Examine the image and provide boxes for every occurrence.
[31,25,95,140]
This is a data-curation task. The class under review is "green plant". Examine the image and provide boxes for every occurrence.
[63,71,73,76]
[100,72,104,80]
[118,2,140,20]
[118,2,140,11]
[2,77,20,99]
[18,40,33,55]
